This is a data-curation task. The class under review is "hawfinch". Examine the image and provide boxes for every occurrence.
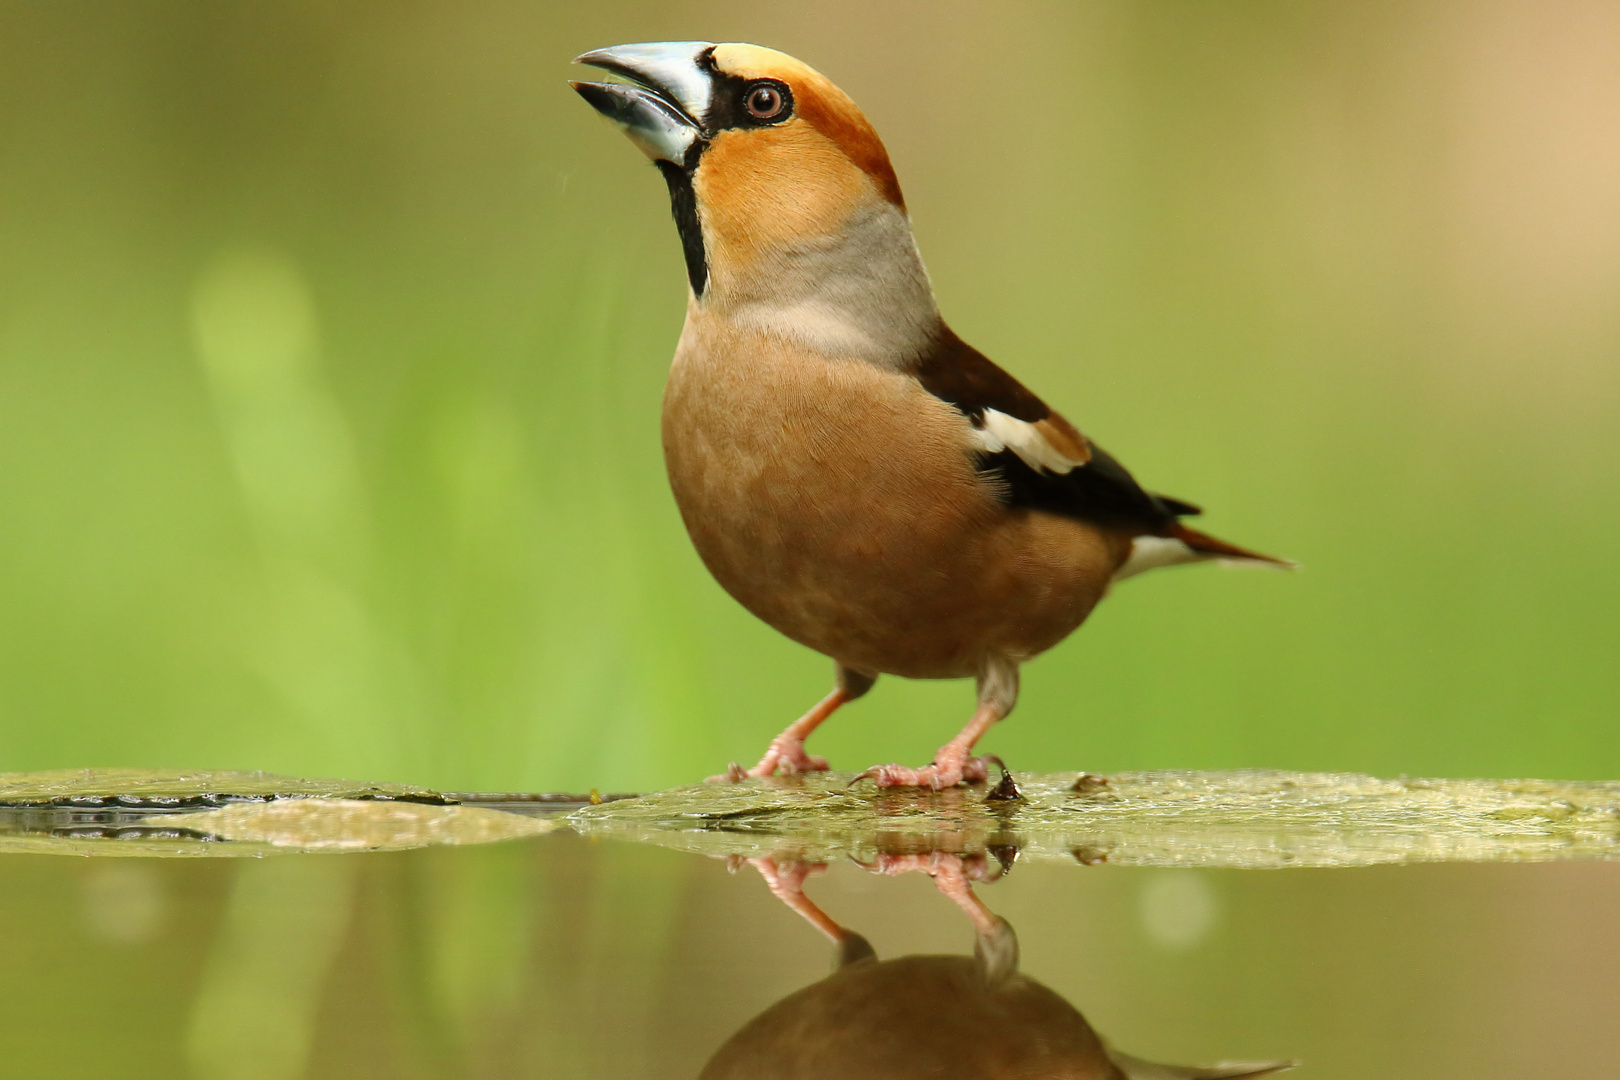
[702,855,1294,1079]
[572,42,1289,790]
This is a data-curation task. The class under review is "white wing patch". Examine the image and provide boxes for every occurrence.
[1111,536,1209,582]
[972,409,1085,474]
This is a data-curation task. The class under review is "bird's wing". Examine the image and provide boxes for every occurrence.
[911,327,1197,533]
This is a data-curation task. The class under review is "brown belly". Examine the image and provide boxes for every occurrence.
[661,329,1123,679]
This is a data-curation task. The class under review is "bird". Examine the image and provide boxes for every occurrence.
[700,852,1295,1080]
[571,42,1290,789]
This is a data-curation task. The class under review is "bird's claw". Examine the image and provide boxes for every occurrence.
[768,740,829,776]
[849,754,990,790]
[851,850,979,875]
[747,854,826,891]
[709,737,830,783]
[706,761,749,783]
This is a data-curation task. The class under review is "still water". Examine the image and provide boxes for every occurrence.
[2,798,1616,1078]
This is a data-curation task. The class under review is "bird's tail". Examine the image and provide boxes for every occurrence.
[1170,523,1296,570]
[1108,1048,1297,1079]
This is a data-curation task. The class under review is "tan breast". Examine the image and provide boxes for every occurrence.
[662,311,1126,679]
[698,954,1121,1080]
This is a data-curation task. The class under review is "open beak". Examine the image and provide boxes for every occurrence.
[571,41,715,166]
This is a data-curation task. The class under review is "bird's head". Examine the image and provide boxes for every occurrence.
[573,42,937,359]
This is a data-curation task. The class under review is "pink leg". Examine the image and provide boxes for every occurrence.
[852,702,1002,790]
[923,856,1004,940]
[852,657,1017,790]
[709,687,848,783]
[858,852,1003,937]
[743,856,864,952]
[713,667,877,782]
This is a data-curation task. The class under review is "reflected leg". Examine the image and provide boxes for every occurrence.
[740,856,875,966]
[859,852,1002,937]
[858,851,1018,981]
[714,666,876,782]
[853,656,1018,790]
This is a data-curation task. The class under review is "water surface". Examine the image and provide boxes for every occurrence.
[1,769,1615,1077]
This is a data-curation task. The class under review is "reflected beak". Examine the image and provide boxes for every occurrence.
[571,41,715,166]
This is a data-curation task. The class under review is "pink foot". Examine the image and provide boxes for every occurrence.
[858,851,995,882]
[754,736,829,777]
[853,852,1006,938]
[747,855,827,897]
[852,750,990,790]
[707,736,829,783]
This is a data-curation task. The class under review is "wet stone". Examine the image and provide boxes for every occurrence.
[0,769,525,857]
[0,768,451,808]
[151,799,556,852]
[567,770,1620,868]
[1,768,1618,865]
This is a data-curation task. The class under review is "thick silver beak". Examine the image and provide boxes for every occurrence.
[571,41,715,166]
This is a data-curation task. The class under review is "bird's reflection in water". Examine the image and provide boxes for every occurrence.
[700,851,1294,1080]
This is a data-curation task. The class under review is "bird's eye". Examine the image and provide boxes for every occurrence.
[744,83,786,120]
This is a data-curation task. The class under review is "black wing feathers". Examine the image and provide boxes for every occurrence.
[911,327,1197,533]
[913,326,1049,424]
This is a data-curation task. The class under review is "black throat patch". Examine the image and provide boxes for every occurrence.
[650,49,793,300]
[655,160,707,296]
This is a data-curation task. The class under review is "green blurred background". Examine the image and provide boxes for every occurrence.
[1,0,1616,792]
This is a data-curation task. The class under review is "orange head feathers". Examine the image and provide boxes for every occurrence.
[572,41,927,335]
[704,43,904,209]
